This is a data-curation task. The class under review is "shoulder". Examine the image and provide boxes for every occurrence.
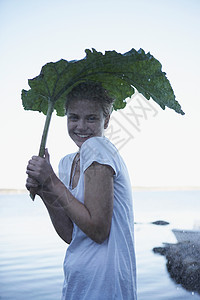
[81,136,118,157]
[80,137,121,175]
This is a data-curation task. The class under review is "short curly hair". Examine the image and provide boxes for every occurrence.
[65,82,114,117]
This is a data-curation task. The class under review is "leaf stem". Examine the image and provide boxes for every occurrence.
[38,100,54,157]
[30,100,54,200]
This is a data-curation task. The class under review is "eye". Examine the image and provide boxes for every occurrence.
[68,114,78,121]
[87,115,98,122]
[88,116,95,121]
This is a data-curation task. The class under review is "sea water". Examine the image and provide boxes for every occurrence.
[0,190,200,300]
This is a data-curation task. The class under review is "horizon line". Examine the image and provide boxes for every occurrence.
[0,186,200,194]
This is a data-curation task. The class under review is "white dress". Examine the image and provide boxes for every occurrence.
[59,137,137,300]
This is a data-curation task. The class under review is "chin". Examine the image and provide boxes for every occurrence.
[74,136,92,148]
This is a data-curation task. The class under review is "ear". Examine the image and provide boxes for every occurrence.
[104,115,110,129]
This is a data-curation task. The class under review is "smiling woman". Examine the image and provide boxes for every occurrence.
[65,82,114,148]
[66,100,109,147]
[26,81,137,300]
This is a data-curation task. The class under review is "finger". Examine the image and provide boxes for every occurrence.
[27,177,39,185]
[27,156,43,170]
[26,169,39,179]
[26,178,39,190]
[27,158,39,169]
[31,155,40,161]
[26,182,38,190]
[30,156,44,163]
[45,148,50,163]
[27,161,36,170]
[26,162,38,172]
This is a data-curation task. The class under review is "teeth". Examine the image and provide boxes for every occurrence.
[77,134,90,138]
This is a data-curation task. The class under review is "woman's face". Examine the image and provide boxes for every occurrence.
[67,99,109,148]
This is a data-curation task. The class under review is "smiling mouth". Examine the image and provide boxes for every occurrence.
[75,133,91,138]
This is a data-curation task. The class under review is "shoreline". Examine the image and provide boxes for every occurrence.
[0,189,27,195]
[0,186,200,194]
[132,186,200,191]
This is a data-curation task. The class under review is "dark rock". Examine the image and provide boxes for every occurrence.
[153,247,167,256]
[151,220,170,226]
[153,241,200,294]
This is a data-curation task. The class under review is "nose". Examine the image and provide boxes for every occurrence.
[77,119,87,131]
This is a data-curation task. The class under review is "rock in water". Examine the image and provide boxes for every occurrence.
[151,220,170,226]
[153,242,200,294]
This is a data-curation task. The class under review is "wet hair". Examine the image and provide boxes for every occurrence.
[65,82,114,117]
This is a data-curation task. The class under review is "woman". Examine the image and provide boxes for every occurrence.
[26,82,137,300]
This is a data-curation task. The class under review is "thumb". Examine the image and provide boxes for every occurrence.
[44,148,50,163]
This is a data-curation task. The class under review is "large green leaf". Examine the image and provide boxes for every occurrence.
[22,48,185,116]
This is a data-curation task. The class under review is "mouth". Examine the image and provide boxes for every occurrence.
[75,133,92,138]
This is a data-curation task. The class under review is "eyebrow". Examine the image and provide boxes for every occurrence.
[86,113,98,117]
[68,113,78,116]
[68,113,98,117]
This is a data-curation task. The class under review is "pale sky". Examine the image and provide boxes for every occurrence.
[0,0,199,189]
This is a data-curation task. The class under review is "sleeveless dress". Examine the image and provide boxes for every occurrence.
[58,136,137,300]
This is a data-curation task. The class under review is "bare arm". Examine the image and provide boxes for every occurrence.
[26,152,73,244]
[41,196,73,244]
[26,150,114,244]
